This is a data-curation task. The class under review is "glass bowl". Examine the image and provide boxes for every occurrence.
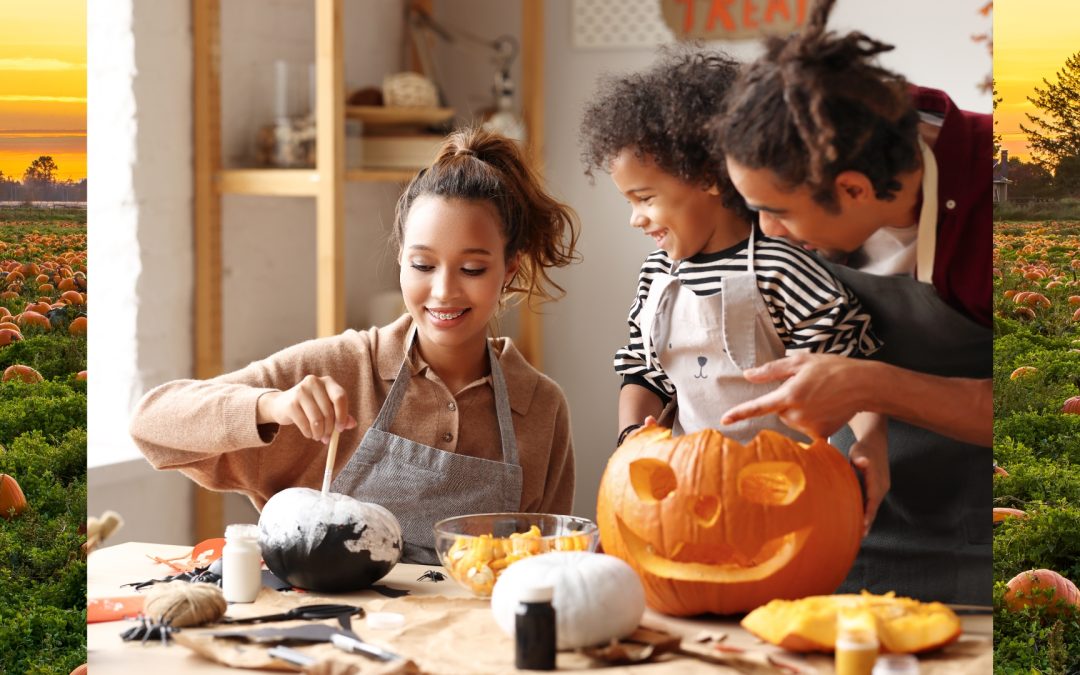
[433,512,600,597]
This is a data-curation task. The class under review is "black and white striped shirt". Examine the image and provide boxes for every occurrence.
[615,236,883,403]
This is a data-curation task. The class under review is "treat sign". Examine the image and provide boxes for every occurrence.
[660,0,808,40]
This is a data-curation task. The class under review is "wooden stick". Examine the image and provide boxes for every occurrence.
[321,427,341,496]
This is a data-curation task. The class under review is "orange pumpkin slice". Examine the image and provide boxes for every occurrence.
[741,591,961,654]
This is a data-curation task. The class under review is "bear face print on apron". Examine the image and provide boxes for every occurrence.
[829,139,992,605]
[636,228,808,444]
[331,328,524,565]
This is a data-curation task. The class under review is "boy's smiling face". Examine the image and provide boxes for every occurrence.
[610,149,750,260]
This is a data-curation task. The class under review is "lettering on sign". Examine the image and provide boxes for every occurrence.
[660,0,809,40]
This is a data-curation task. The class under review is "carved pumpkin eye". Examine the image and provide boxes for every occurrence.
[690,495,720,527]
[629,458,677,502]
[737,462,806,506]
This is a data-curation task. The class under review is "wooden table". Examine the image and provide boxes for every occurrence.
[88,542,992,673]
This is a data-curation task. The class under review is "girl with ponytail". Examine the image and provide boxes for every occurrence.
[131,127,582,564]
[713,0,992,605]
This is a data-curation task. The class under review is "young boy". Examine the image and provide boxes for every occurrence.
[579,49,888,533]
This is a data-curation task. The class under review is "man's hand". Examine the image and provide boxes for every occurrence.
[720,353,875,439]
[257,375,358,442]
[849,422,890,537]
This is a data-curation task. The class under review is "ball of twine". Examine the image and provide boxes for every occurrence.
[144,582,227,627]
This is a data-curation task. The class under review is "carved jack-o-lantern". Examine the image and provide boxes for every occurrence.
[596,426,863,616]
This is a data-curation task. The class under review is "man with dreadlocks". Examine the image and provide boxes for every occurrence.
[713,0,991,605]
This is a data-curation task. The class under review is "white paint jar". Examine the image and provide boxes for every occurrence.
[222,523,263,603]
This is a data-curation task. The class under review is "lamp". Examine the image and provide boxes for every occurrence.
[406,5,526,142]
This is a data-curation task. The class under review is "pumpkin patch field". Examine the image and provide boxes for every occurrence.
[0,207,87,672]
[993,221,1080,671]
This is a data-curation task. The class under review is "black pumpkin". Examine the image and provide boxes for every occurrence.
[258,488,403,592]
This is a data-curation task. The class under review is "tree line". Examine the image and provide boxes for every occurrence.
[1008,50,1080,200]
[0,156,87,203]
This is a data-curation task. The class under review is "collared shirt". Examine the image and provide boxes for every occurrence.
[130,314,575,515]
[912,86,993,327]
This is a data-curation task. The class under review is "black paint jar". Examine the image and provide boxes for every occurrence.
[515,584,556,670]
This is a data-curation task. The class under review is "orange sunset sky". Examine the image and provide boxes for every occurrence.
[995,0,1080,164]
[0,0,86,183]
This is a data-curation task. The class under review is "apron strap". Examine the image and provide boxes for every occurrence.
[915,138,938,285]
[745,224,756,273]
[372,325,520,467]
[488,342,521,467]
[370,327,419,432]
[721,233,759,370]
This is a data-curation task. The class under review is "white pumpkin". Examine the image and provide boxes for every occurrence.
[490,551,645,650]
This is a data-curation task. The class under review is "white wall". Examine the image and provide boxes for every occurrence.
[87,0,199,543]
[537,0,991,520]
[88,0,409,544]
[89,0,991,542]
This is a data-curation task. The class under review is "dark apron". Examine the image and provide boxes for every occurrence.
[331,329,524,564]
[827,263,992,605]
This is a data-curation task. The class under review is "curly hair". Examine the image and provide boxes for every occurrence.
[393,126,581,308]
[578,46,755,224]
[710,0,920,211]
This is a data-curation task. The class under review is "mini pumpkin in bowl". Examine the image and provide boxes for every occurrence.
[433,513,599,597]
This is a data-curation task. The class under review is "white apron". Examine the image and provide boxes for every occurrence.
[637,228,807,443]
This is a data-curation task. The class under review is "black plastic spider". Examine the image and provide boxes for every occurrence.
[417,569,446,582]
[120,615,180,647]
[122,561,222,590]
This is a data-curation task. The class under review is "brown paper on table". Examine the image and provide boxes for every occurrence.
[170,594,713,674]
[170,592,991,675]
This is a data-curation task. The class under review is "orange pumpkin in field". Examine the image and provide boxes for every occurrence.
[3,365,43,383]
[68,316,87,336]
[596,426,863,616]
[1009,366,1037,380]
[1004,569,1080,615]
[60,290,84,305]
[0,474,27,519]
[0,328,21,347]
[1064,397,1080,415]
[16,311,50,332]
[992,507,1027,523]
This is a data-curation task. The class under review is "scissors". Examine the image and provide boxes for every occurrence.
[221,603,363,624]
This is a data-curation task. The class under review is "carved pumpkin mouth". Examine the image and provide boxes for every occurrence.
[615,516,811,583]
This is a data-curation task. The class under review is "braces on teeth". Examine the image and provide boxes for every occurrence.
[431,310,465,320]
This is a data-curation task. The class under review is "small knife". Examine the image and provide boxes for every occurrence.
[331,633,402,661]
[268,645,317,667]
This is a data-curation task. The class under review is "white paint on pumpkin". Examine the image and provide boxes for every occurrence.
[491,551,646,650]
[259,488,402,563]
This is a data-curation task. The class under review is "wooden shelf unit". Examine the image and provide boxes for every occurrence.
[192,0,546,541]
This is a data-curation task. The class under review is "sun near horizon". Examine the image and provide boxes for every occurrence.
[0,0,86,183]
[995,0,1080,165]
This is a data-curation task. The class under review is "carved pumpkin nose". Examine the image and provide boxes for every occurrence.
[690,495,721,527]
[628,458,677,502]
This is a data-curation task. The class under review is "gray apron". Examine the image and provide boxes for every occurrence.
[331,329,524,564]
[828,141,992,604]
[638,228,808,444]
